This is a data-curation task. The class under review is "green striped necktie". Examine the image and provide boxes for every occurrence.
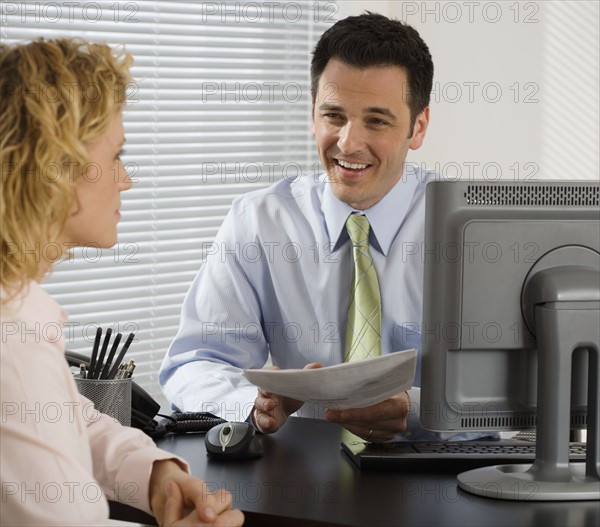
[344,214,382,361]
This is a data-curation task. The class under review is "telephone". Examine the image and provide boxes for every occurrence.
[65,351,224,438]
[159,412,226,434]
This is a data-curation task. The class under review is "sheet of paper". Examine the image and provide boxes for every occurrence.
[243,349,416,410]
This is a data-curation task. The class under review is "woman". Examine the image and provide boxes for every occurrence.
[0,38,244,526]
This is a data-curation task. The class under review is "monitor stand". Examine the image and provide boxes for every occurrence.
[457,265,599,501]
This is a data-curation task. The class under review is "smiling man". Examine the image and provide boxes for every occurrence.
[313,58,429,211]
[160,12,438,442]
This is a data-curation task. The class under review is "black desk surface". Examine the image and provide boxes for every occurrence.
[152,417,600,527]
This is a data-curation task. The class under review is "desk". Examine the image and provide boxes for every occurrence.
[151,417,599,527]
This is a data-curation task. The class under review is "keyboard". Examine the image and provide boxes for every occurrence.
[341,439,588,471]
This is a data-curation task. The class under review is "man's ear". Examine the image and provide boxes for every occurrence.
[409,107,430,151]
[311,100,316,135]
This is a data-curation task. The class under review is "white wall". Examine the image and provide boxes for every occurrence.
[337,1,599,181]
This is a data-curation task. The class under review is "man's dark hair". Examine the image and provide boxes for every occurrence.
[311,12,433,130]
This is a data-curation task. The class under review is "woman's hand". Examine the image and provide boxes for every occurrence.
[149,460,244,526]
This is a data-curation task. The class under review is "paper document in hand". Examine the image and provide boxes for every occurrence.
[243,348,416,409]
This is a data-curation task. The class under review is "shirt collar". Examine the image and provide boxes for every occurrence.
[322,166,420,256]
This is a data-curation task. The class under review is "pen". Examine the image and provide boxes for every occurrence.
[107,332,135,380]
[92,327,112,379]
[79,363,87,379]
[124,360,136,379]
[99,332,122,379]
[116,360,135,379]
[88,327,102,380]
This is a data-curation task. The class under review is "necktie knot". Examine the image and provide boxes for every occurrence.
[346,213,370,248]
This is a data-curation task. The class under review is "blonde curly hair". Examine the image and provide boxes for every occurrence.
[0,38,133,300]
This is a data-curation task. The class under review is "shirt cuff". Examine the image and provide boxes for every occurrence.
[112,446,190,516]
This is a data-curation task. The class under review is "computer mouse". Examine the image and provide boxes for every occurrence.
[205,421,263,460]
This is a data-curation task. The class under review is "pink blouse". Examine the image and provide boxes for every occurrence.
[1,281,187,525]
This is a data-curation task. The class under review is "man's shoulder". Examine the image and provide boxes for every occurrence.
[406,164,439,188]
[232,175,324,213]
[404,164,440,205]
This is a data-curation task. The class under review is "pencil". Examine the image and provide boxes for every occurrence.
[99,332,122,379]
[107,332,135,380]
[93,327,112,379]
[88,327,102,380]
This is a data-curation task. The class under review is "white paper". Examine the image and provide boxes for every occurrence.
[243,349,417,410]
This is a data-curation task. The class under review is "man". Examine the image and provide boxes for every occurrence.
[160,12,435,442]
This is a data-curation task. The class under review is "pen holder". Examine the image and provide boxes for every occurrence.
[74,377,132,426]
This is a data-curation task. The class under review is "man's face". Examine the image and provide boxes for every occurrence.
[312,59,429,210]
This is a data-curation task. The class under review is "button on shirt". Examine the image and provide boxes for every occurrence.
[160,165,435,429]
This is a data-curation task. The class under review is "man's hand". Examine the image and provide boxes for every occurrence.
[149,459,244,527]
[252,362,322,434]
[324,391,411,443]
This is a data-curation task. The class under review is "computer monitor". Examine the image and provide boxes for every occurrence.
[420,179,599,501]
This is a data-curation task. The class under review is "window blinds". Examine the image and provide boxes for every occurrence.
[2,0,338,405]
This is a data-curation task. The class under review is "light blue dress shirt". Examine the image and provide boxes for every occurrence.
[160,164,438,431]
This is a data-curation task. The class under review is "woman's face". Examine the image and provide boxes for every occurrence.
[61,111,132,249]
